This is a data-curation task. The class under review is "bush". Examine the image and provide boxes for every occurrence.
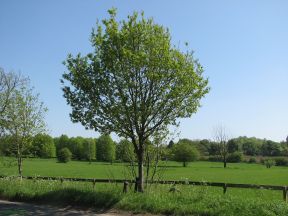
[227,152,243,163]
[208,156,222,162]
[275,157,288,166]
[248,157,256,163]
[57,147,72,163]
[263,159,275,168]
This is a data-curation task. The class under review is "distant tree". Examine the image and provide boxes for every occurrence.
[233,136,263,156]
[0,135,14,156]
[242,141,260,156]
[57,147,72,163]
[70,137,84,160]
[286,136,288,145]
[261,140,281,156]
[227,139,239,153]
[213,126,229,168]
[207,142,219,156]
[167,140,174,149]
[173,140,199,167]
[56,135,70,153]
[96,134,115,163]
[4,83,47,177]
[32,134,55,158]
[199,139,211,155]
[116,139,135,162]
[83,138,96,163]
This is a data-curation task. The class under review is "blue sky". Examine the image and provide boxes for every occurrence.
[0,0,287,142]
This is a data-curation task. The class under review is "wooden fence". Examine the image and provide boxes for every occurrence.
[0,175,287,201]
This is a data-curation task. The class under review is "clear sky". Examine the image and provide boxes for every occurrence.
[0,0,287,142]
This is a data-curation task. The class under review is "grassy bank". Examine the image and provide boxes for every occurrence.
[0,177,287,216]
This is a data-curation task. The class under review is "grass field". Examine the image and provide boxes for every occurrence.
[1,158,288,185]
[1,158,288,215]
[0,177,287,216]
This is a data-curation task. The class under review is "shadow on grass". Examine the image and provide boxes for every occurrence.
[6,188,122,212]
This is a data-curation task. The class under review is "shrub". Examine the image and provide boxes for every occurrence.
[248,157,256,163]
[227,152,243,163]
[208,156,222,162]
[263,159,275,168]
[57,147,72,163]
[275,157,288,166]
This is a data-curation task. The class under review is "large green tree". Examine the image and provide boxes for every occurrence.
[62,9,209,191]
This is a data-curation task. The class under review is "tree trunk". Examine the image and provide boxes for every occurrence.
[183,161,186,167]
[17,154,22,177]
[224,157,227,168]
[137,151,144,192]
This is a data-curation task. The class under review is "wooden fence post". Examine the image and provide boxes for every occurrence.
[283,186,287,202]
[223,184,227,194]
[123,181,128,193]
[134,177,139,192]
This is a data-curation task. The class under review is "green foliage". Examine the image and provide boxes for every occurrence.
[227,152,243,163]
[248,157,257,163]
[32,134,56,158]
[177,138,209,156]
[116,139,135,162]
[167,140,174,149]
[69,137,84,160]
[82,138,96,161]
[57,147,72,163]
[208,155,222,162]
[3,80,47,176]
[96,135,115,162]
[56,135,70,152]
[61,8,209,191]
[274,157,288,166]
[173,140,199,167]
[0,135,15,156]
[261,140,281,156]
[227,139,239,153]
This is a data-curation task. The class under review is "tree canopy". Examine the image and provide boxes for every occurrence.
[61,8,209,191]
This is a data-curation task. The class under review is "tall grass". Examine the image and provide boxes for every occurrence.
[0,177,288,216]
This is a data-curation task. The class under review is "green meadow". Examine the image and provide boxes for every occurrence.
[1,158,288,215]
[1,158,288,185]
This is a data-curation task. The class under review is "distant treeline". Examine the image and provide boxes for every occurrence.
[196,137,288,157]
[0,134,287,162]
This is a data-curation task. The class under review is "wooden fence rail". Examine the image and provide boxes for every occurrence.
[0,175,286,201]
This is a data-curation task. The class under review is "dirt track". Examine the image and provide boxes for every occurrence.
[0,200,156,216]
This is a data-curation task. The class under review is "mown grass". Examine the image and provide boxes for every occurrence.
[1,158,288,185]
[0,177,287,216]
[1,158,288,215]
